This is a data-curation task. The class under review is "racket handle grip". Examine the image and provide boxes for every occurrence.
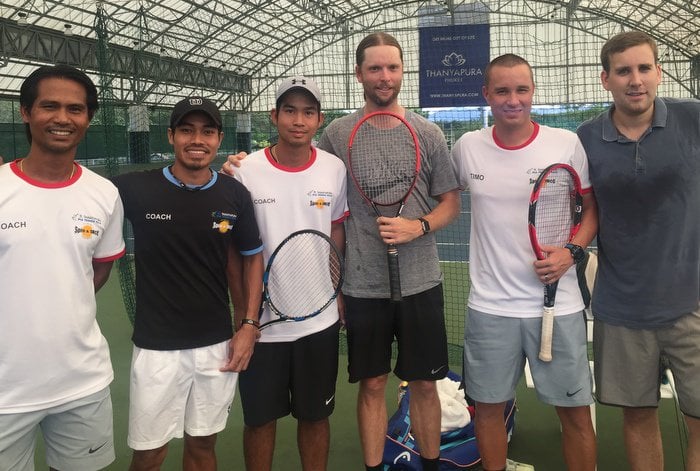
[539,306,554,362]
[387,245,402,302]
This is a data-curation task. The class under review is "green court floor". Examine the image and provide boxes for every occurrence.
[34,271,687,470]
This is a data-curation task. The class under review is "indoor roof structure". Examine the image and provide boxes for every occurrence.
[0,0,697,112]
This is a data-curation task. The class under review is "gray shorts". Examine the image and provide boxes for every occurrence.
[464,309,593,407]
[593,305,700,417]
[0,387,114,471]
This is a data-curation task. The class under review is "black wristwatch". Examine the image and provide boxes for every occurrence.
[565,243,586,264]
[418,217,431,235]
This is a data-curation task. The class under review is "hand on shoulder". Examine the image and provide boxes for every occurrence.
[220,151,248,176]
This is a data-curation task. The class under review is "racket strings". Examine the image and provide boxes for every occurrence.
[266,233,341,319]
[534,169,576,247]
[350,115,418,205]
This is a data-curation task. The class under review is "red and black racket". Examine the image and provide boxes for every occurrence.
[348,111,421,302]
[528,163,583,362]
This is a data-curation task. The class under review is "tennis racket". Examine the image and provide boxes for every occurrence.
[528,163,583,362]
[259,229,344,330]
[347,111,421,302]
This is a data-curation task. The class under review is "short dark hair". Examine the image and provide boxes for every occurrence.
[600,31,659,73]
[355,32,403,67]
[19,65,99,143]
[484,54,533,87]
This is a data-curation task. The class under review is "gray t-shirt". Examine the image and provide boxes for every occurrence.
[318,109,458,298]
[577,97,700,328]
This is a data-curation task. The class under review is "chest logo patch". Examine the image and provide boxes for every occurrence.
[75,224,99,238]
[307,190,332,210]
[310,198,331,209]
[212,211,237,233]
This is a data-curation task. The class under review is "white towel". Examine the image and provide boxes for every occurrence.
[436,376,471,432]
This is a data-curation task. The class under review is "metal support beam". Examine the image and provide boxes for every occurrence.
[0,18,250,96]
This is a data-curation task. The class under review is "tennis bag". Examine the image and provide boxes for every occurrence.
[383,371,516,470]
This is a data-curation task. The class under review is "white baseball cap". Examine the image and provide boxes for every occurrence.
[275,76,321,106]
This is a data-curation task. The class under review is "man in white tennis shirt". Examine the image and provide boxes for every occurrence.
[451,54,598,471]
[232,76,348,471]
[0,65,125,471]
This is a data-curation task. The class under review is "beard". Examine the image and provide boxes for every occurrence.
[365,85,400,108]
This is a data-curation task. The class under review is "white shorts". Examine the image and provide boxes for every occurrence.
[127,340,238,450]
[0,387,114,471]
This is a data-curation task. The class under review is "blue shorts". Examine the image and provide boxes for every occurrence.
[464,309,593,407]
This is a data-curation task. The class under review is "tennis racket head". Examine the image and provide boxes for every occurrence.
[261,229,344,327]
[347,111,421,209]
[528,163,583,261]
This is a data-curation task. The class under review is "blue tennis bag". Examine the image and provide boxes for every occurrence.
[383,371,516,470]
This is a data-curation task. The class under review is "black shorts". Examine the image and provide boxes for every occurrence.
[238,322,340,427]
[345,284,448,383]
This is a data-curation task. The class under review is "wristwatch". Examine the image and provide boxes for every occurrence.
[240,318,260,329]
[564,243,586,264]
[418,217,431,235]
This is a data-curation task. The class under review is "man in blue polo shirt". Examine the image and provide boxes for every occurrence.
[577,31,700,470]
